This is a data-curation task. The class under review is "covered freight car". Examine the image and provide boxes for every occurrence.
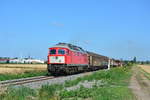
[87,51,109,70]
[111,59,123,67]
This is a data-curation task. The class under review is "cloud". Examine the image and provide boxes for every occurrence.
[52,22,64,27]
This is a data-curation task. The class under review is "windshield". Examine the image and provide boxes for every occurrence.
[50,49,56,54]
[58,49,65,55]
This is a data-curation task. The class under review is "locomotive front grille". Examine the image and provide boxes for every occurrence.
[50,56,65,63]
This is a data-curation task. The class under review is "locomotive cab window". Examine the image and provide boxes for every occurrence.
[50,49,56,54]
[58,49,65,55]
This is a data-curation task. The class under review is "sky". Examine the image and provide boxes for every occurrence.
[0,0,150,61]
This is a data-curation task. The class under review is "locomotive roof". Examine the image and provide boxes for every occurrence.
[52,43,87,53]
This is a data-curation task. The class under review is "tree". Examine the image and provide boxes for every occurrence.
[146,60,150,64]
[133,57,137,63]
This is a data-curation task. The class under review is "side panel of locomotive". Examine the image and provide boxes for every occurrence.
[69,50,88,66]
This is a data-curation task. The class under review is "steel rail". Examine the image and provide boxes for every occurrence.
[0,76,54,87]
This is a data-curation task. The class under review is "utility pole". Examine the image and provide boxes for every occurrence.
[108,59,111,70]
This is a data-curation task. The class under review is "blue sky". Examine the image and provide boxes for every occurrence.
[0,0,150,61]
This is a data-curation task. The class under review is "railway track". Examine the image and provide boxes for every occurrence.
[0,71,94,89]
[0,76,54,87]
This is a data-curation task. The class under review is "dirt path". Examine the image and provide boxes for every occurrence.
[129,65,150,100]
[138,65,150,74]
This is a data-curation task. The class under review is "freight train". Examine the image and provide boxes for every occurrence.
[47,43,122,75]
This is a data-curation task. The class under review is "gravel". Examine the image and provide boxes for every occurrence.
[15,72,92,89]
[65,80,106,91]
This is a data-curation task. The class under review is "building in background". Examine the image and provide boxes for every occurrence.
[0,57,45,64]
[0,58,9,63]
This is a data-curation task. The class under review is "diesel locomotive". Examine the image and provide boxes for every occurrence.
[47,43,122,75]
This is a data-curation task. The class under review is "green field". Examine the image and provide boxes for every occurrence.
[0,65,135,100]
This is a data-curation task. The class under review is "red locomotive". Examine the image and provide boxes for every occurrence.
[47,43,121,75]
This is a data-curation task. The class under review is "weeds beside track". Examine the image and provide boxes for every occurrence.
[0,70,48,81]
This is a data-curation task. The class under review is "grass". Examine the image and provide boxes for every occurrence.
[60,86,134,100]
[0,70,48,81]
[38,84,63,100]
[0,84,63,100]
[0,87,36,100]
[64,66,132,87]
[61,65,135,100]
[0,65,135,100]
